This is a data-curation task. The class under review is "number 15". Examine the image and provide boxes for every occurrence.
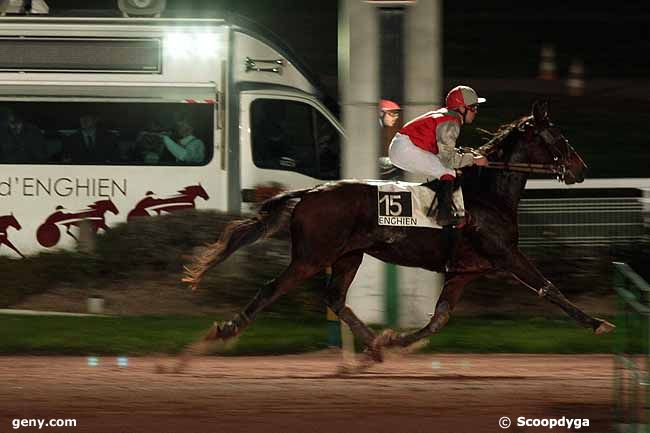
[379,194,402,216]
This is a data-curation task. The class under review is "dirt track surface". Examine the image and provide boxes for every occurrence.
[0,353,615,433]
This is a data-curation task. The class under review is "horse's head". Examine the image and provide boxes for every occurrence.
[2,214,21,231]
[482,101,587,185]
[183,184,210,201]
[9,214,21,230]
[524,100,587,184]
[92,199,120,215]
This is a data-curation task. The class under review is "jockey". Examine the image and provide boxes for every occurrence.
[388,85,489,226]
[378,99,401,128]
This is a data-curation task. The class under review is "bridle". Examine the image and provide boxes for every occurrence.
[481,120,571,181]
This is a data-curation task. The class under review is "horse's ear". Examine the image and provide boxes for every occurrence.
[532,99,549,126]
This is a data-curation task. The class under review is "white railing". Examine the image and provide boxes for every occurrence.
[518,183,648,247]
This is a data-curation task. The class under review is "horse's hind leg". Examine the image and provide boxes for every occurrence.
[206,259,321,341]
[324,252,378,353]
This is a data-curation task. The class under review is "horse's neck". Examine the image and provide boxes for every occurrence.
[492,147,529,211]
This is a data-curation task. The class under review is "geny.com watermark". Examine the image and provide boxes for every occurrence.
[499,416,590,429]
[12,418,77,430]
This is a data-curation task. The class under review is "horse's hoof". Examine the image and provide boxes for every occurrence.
[337,356,377,375]
[364,345,384,363]
[373,329,397,348]
[595,319,616,335]
[335,364,357,376]
[203,323,222,341]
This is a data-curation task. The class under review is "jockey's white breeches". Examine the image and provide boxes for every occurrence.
[388,133,455,179]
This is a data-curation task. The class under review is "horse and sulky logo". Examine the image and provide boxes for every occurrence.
[37,199,120,248]
[127,184,210,221]
[0,213,25,258]
[13,184,210,251]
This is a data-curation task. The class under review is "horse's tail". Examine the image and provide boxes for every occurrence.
[183,188,309,290]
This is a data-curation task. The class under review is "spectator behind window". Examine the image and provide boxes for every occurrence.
[62,114,117,164]
[134,119,173,164]
[0,112,46,164]
[159,120,205,164]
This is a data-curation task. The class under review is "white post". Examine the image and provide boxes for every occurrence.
[339,0,385,324]
[399,0,445,328]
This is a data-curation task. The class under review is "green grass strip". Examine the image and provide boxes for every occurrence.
[0,314,635,355]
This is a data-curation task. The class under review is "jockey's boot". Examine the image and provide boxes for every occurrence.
[436,180,462,227]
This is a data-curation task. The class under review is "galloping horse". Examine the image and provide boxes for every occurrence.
[183,101,615,361]
[0,214,24,258]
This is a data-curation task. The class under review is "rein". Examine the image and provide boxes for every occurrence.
[485,161,563,175]
[476,120,568,177]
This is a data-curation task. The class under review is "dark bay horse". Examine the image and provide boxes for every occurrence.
[183,101,615,361]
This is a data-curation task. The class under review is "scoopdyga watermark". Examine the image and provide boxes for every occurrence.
[499,416,590,429]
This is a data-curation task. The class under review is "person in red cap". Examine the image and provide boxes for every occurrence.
[388,85,489,226]
[378,99,402,179]
[378,99,401,128]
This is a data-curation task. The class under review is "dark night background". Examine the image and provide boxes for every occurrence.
[44,0,650,177]
[49,1,650,88]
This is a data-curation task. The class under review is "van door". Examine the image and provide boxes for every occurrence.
[238,91,343,209]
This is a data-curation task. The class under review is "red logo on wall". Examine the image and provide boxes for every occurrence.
[127,184,210,221]
[37,199,120,248]
[0,214,24,258]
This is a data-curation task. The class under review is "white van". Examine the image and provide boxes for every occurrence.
[0,15,344,256]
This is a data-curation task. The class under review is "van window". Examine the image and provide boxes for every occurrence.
[0,102,214,166]
[250,98,340,180]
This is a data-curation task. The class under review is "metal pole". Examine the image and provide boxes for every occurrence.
[377,5,406,328]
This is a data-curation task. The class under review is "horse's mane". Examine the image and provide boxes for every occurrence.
[460,115,532,194]
[476,115,531,155]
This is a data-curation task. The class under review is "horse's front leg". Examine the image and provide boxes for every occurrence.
[507,249,615,334]
[375,273,478,349]
[3,238,25,259]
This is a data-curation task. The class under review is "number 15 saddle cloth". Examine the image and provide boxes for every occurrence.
[370,180,465,229]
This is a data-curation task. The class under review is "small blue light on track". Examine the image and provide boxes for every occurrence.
[87,356,99,367]
[117,356,128,368]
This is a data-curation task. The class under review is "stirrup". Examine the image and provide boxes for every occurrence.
[437,212,463,227]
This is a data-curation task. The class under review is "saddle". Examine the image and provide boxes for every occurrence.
[421,178,464,227]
